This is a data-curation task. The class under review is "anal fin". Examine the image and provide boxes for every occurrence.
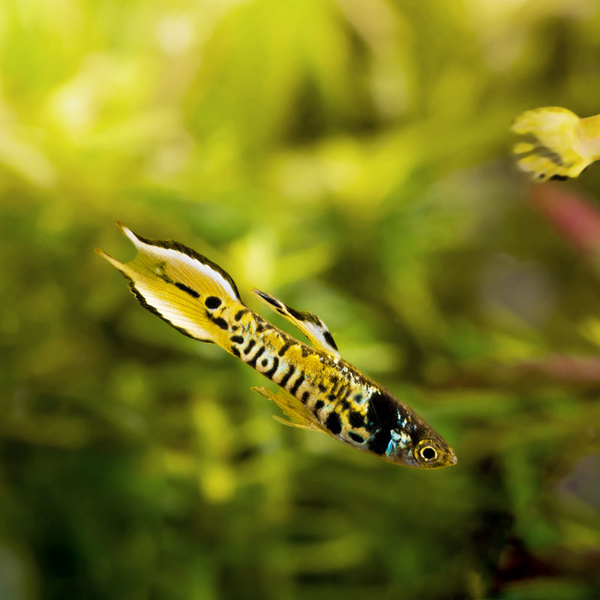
[252,386,327,433]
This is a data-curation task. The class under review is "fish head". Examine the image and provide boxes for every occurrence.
[385,418,457,469]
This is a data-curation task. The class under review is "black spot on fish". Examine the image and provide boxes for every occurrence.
[550,174,568,181]
[367,429,392,455]
[247,346,265,368]
[213,317,228,330]
[264,357,279,379]
[300,345,312,358]
[279,365,296,388]
[278,341,292,357]
[205,296,222,308]
[318,383,327,392]
[206,310,228,330]
[234,309,247,321]
[230,335,244,344]
[348,432,364,444]
[366,391,398,433]
[339,400,350,411]
[323,331,338,351]
[326,412,342,435]
[314,400,324,411]
[290,373,305,396]
[243,339,256,355]
[354,393,363,403]
[349,411,365,429]
[261,358,268,367]
[175,282,200,298]
[231,347,241,358]
[255,323,265,333]
[301,391,310,403]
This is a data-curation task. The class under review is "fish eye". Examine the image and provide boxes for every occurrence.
[419,445,438,462]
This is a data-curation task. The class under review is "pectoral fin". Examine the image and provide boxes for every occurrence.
[252,289,340,357]
[252,386,327,433]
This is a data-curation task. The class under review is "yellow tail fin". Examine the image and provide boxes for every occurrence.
[95,222,244,344]
[511,107,593,181]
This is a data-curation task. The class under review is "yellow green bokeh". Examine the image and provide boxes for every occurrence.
[1,1,600,598]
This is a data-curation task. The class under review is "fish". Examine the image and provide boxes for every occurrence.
[95,222,457,469]
[512,106,600,181]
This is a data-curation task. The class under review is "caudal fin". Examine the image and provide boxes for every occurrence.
[95,222,244,344]
[512,107,592,181]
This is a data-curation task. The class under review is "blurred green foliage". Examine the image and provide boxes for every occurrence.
[1,0,600,598]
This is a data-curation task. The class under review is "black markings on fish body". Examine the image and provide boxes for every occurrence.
[339,400,350,411]
[366,391,398,433]
[300,345,312,358]
[243,339,256,355]
[301,391,310,403]
[205,296,222,308]
[207,312,228,330]
[326,412,342,435]
[261,358,268,367]
[367,429,392,455]
[314,400,324,411]
[247,346,265,368]
[318,383,327,392]
[330,376,341,395]
[349,411,365,429]
[279,365,296,388]
[231,347,241,358]
[230,335,244,344]
[290,373,305,396]
[348,432,364,444]
[175,282,200,298]
[234,309,247,321]
[264,357,279,379]
[278,341,292,357]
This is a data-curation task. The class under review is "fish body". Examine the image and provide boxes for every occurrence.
[96,223,457,469]
[512,106,600,181]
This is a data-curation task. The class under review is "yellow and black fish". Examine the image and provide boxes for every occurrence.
[512,106,600,181]
[96,223,457,469]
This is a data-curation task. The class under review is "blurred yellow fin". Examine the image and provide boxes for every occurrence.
[252,386,328,433]
[511,106,594,181]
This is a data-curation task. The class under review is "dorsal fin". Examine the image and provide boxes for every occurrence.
[252,289,340,357]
